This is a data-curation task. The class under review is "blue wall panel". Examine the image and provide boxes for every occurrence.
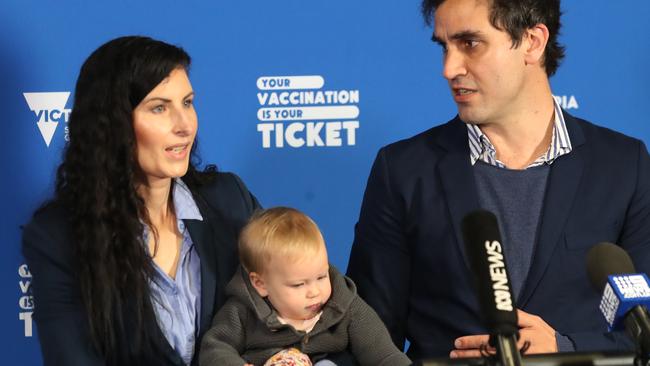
[2,1,649,363]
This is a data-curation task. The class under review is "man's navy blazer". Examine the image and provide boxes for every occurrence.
[347,112,650,360]
[22,172,260,366]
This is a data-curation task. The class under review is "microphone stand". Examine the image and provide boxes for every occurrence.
[491,334,522,366]
[625,306,650,366]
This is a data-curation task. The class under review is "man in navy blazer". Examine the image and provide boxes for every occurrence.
[347,0,650,361]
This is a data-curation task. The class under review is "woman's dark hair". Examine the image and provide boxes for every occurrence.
[421,0,565,76]
[54,36,213,363]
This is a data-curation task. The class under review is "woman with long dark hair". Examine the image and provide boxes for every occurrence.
[22,36,259,365]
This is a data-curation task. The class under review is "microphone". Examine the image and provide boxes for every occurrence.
[461,209,521,366]
[586,242,650,361]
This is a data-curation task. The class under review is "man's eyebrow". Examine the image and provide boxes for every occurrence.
[431,34,445,46]
[449,30,484,41]
[432,30,483,47]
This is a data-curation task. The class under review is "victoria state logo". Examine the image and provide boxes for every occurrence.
[23,92,71,147]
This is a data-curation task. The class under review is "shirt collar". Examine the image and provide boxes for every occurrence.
[467,97,572,168]
[172,178,203,221]
[141,178,202,249]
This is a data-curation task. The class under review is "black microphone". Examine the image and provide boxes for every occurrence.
[586,242,650,363]
[462,209,521,366]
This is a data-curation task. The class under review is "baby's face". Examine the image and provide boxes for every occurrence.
[254,246,332,322]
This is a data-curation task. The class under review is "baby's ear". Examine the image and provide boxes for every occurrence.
[249,272,268,297]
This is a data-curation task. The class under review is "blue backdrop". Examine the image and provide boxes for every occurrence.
[3,1,649,364]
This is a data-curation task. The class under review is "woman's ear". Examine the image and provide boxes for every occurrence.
[249,271,268,297]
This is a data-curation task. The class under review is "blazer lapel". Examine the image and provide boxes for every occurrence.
[184,217,217,334]
[149,216,218,366]
[436,117,482,270]
[518,111,586,306]
[185,192,240,336]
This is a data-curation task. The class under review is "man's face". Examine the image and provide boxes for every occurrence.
[434,0,528,126]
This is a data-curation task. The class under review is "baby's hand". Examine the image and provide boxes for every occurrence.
[263,347,312,366]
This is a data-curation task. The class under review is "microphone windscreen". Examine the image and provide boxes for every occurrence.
[461,209,518,335]
[586,242,636,291]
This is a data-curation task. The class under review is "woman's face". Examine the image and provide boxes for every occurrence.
[132,68,197,186]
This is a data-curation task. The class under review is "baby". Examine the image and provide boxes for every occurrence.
[199,207,411,366]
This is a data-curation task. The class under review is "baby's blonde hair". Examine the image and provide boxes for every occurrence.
[239,207,325,274]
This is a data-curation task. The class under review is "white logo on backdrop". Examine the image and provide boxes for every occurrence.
[553,94,579,110]
[23,92,71,147]
[18,264,33,337]
[256,75,360,148]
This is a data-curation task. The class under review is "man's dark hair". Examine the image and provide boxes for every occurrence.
[422,0,565,76]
